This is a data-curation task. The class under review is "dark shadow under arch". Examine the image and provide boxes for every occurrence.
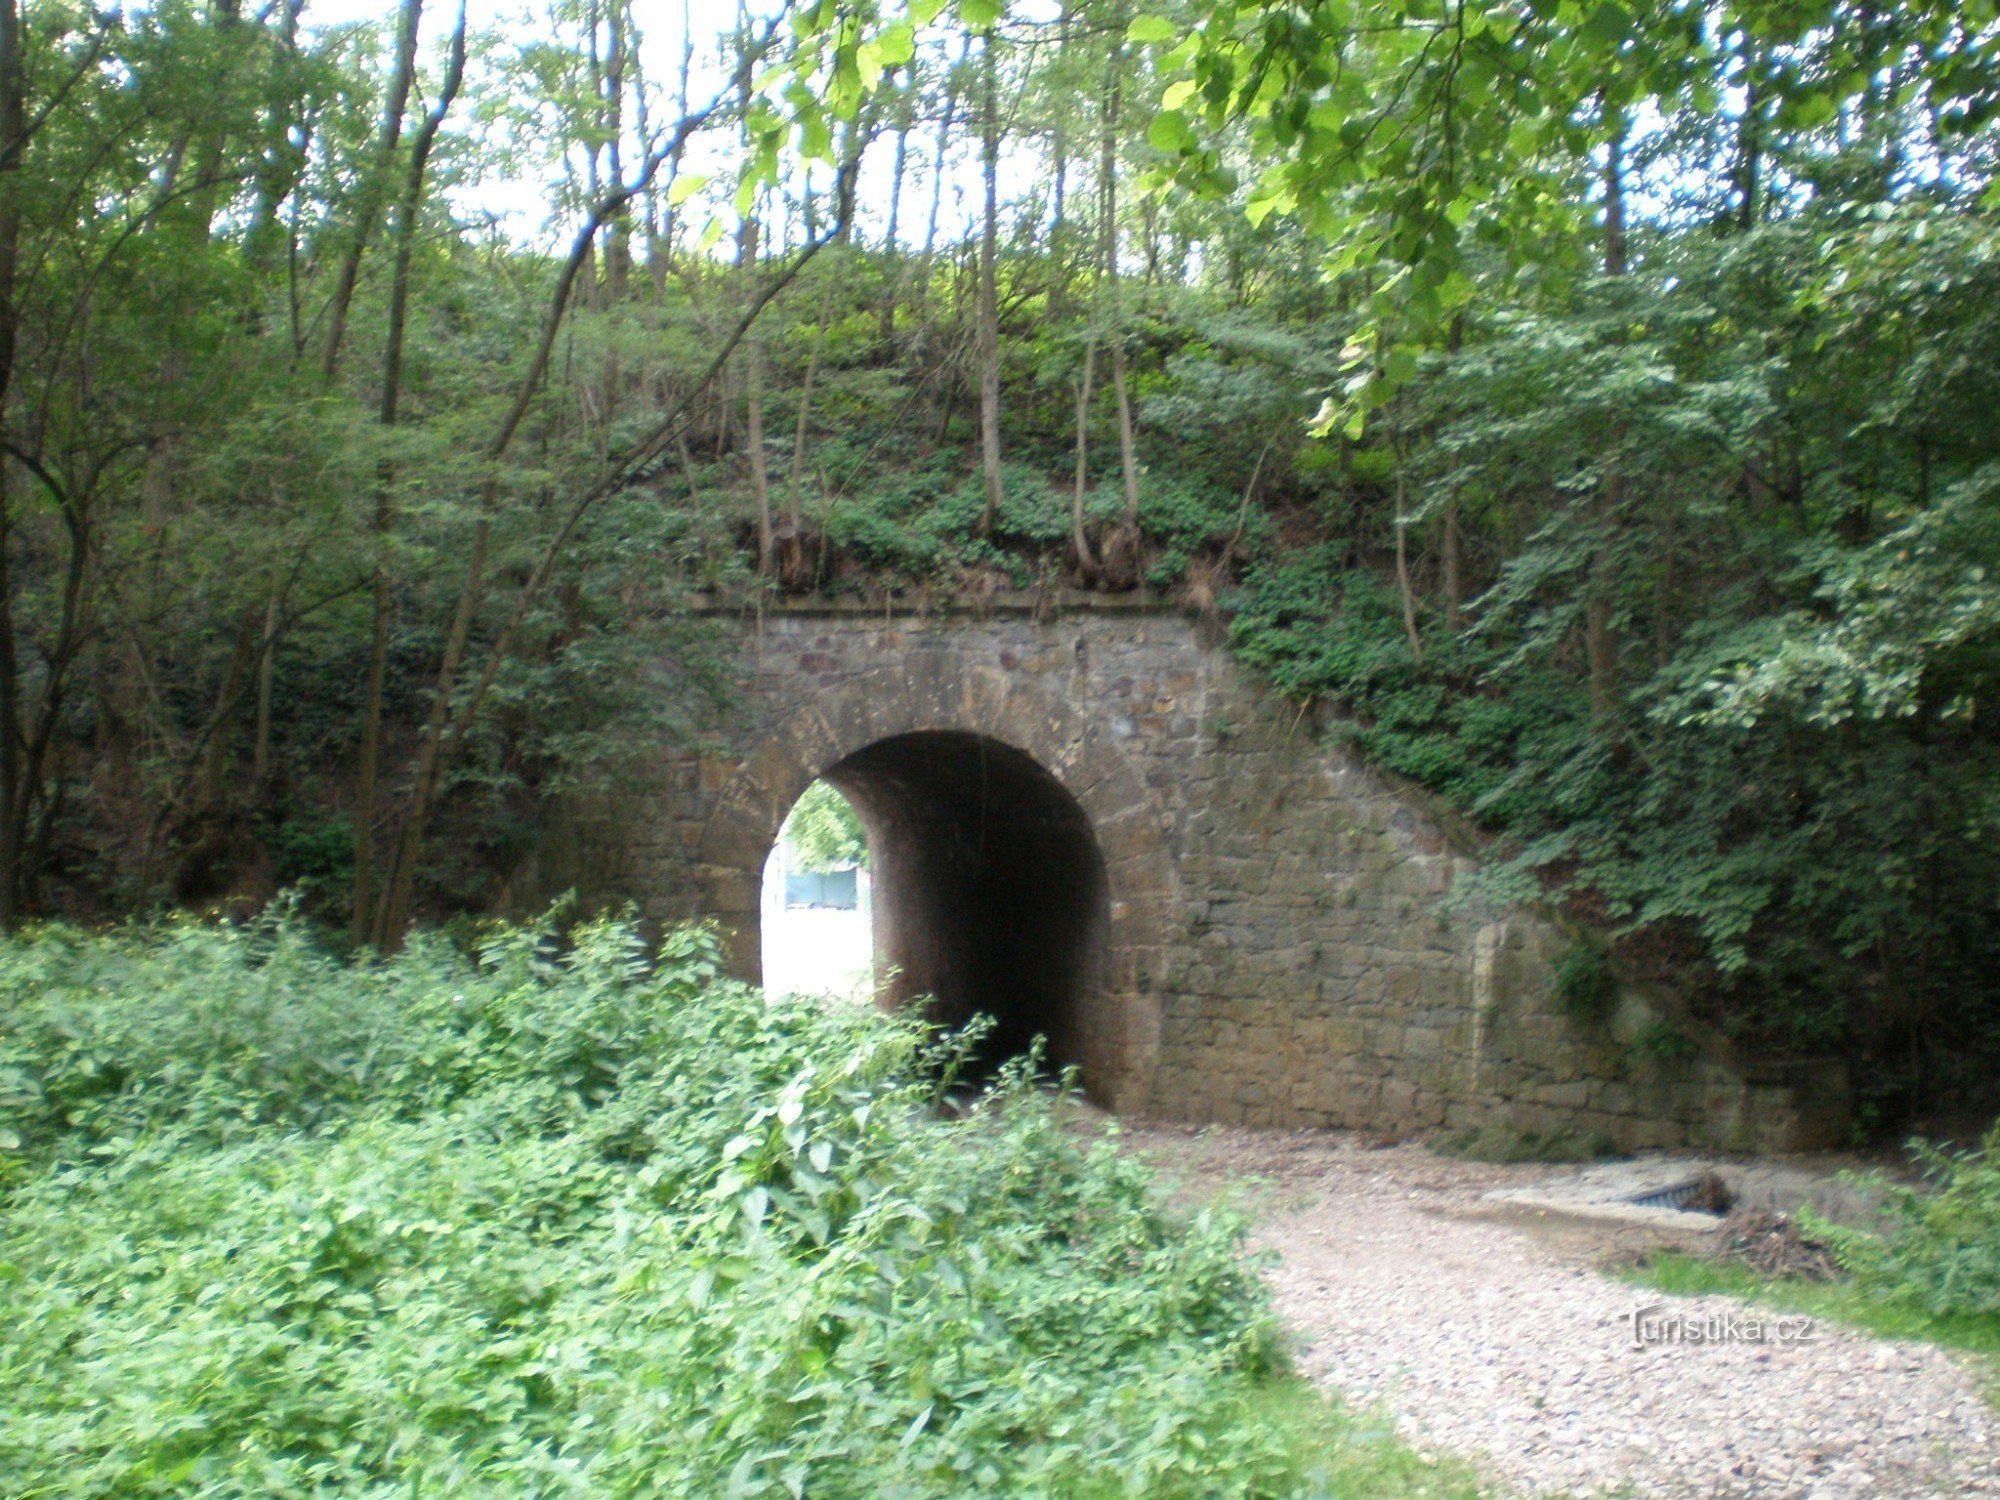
[821,731,1110,1083]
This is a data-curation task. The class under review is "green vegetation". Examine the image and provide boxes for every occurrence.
[1553,945,1617,1026]
[783,780,870,872]
[1629,1254,2000,1373]
[0,913,1484,1497]
[1628,1129,2000,1372]
[3,0,1996,1487]
[1223,220,2000,1109]
[1823,1128,2000,1323]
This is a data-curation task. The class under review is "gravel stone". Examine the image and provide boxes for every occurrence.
[1124,1125,2000,1499]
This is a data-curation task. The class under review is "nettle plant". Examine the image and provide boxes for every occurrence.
[0,909,1388,1497]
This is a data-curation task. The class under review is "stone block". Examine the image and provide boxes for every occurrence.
[1380,1078,1420,1122]
[1531,1080,1592,1111]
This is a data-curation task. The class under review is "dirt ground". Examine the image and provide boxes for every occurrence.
[1116,1123,1999,1500]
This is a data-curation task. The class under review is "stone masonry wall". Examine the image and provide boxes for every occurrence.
[534,596,1847,1152]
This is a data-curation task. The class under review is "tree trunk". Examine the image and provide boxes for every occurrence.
[1442,491,1463,631]
[918,41,963,277]
[1653,505,1676,670]
[1071,337,1098,577]
[0,458,18,928]
[1732,49,1762,233]
[602,0,630,306]
[650,5,698,298]
[352,490,392,942]
[1586,105,1627,732]
[790,276,835,534]
[0,0,25,919]
[252,586,278,786]
[371,517,486,948]
[243,1,309,273]
[1050,9,1069,235]
[1109,336,1139,531]
[0,2,92,920]
[1604,103,1629,278]
[320,0,422,381]
[1393,439,1423,662]
[878,68,912,342]
[597,0,631,435]
[739,213,773,572]
[914,35,966,433]
[1101,55,1140,537]
[195,606,262,815]
[375,5,465,431]
[974,31,1004,536]
[356,3,467,942]
[1584,571,1618,726]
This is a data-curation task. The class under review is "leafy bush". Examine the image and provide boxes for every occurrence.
[1825,1126,2000,1322]
[0,914,457,1151]
[813,452,1254,595]
[1227,560,1536,805]
[1554,944,1617,1024]
[1135,473,1260,583]
[822,503,949,573]
[264,814,357,893]
[1629,1019,1697,1062]
[924,463,1077,545]
[0,914,1458,1497]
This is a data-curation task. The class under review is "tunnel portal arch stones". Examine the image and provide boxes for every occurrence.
[694,662,1176,1111]
[545,595,1846,1151]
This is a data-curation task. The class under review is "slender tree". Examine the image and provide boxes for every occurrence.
[1585,109,1628,731]
[321,2,422,381]
[354,1,467,943]
[974,26,1004,536]
[1099,31,1142,574]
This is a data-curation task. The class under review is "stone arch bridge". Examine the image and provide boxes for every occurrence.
[541,594,1842,1152]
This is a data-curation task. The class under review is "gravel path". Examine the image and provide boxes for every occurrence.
[1123,1125,1999,1499]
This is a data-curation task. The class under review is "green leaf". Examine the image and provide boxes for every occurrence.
[1581,2,1633,49]
[800,109,834,161]
[1146,110,1193,153]
[856,42,886,93]
[875,20,916,68]
[1783,91,1839,130]
[1127,15,1179,44]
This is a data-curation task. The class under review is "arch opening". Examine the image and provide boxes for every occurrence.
[816,730,1111,1087]
[760,781,875,1003]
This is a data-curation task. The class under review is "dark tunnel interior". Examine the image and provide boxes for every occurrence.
[820,731,1111,1085]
